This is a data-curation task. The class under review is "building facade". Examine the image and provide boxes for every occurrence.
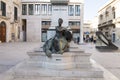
[83,20,91,39]
[83,17,98,42]
[0,0,21,42]
[98,0,120,42]
[21,0,84,43]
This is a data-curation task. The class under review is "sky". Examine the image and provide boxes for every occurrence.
[84,0,109,20]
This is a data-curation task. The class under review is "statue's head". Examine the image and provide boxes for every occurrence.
[58,18,63,26]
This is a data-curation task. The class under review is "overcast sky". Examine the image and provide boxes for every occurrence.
[84,0,109,20]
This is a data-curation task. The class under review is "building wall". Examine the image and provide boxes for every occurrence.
[113,0,120,40]
[83,18,98,42]
[26,17,41,42]
[0,0,21,42]
[98,0,120,42]
[21,0,84,42]
[83,21,91,38]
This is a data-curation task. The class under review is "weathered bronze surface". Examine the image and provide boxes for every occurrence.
[43,18,72,57]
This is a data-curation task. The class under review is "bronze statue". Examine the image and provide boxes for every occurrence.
[43,18,72,58]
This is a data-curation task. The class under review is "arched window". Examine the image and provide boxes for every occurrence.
[105,11,109,17]
[99,14,103,20]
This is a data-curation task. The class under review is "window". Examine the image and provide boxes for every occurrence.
[41,4,47,15]
[75,5,80,16]
[112,7,115,19]
[35,4,40,15]
[69,21,80,26]
[14,7,18,20]
[48,4,52,15]
[68,5,74,16]
[1,1,6,16]
[76,22,80,26]
[42,21,46,25]
[100,14,103,20]
[22,4,27,15]
[28,4,34,15]
[42,31,47,42]
[69,21,74,26]
[105,11,109,17]
[42,21,51,26]
[113,12,115,19]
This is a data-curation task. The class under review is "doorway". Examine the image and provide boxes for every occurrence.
[0,21,6,42]
[22,19,27,41]
[112,33,115,42]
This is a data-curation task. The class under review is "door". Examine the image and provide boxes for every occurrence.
[112,33,115,42]
[22,19,27,41]
[0,21,6,42]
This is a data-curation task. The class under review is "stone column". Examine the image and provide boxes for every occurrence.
[80,4,84,44]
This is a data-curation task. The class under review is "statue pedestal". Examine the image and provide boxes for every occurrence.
[4,47,104,80]
[27,50,92,70]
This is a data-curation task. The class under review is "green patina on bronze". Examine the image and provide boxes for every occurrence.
[43,18,72,58]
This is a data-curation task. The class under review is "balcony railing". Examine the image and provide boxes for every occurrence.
[98,20,113,27]
[51,0,69,5]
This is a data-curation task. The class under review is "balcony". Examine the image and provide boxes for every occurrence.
[98,20,113,28]
[51,0,69,5]
[98,24,101,27]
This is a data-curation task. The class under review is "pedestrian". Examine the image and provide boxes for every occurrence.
[77,37,80,44]
[86,35,89,43]
[93,36,96,43]
[83,36,85,42]
[90,36,93,43]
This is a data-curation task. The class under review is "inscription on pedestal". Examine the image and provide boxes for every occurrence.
[56,59,61,61]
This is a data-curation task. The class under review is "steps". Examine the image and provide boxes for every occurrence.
[2,47,104,80]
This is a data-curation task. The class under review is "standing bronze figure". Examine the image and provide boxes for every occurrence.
[43,18,72,58]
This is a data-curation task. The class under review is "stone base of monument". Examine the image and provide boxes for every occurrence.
[4,48,104,80]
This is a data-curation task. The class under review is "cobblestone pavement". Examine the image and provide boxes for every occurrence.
[0,42,120,80]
